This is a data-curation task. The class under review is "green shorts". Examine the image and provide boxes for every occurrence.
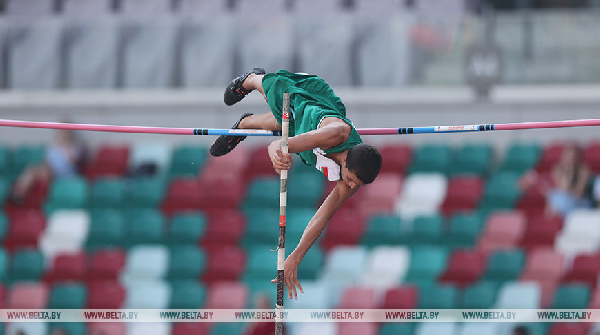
[262,70,362,168]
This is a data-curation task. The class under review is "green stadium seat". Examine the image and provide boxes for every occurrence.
[361,214,404,247]
[408,143,452,175]
[285,208,314,249]
[9,144,45,178]
[169,280,206,309]
[0,146,10,177]
[0,212,8,244]
[167,145,208,178]
[212,324,246,335]
[551,284,590,309]
[245,279,277,305]
[418,284,458,309]
[407,214,444,247]
[444,212,486,250]
[242,208,279,247]
[482,249,525,285]
[90,177,127,209]
[168,212,207,246]
[380,323,415,335]
[86,209,125,250]
[48,283,87,309]
[498,143,541,174]
[9,248,45,283]
[460,281,499,309]
[296,246,324,281]
[128,177,167,209]
[0,178,9,205]
[242,177,280,211]
[167,245,206,280]
[243,245,277,282]
[44,177,89,213]
[287,172,325,209]
[449,143,493,176]
[49,323,86,335]
[0,248,7,282]
[478,172,522,212]
[404,247,448,285]
[125,209,165,247]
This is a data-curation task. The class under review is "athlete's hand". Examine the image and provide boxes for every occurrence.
[268,140,293,171]
[271,254,304,300]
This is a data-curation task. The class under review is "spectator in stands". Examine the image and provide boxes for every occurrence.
[211,68,382,300]
[521,143,592,217]
[10,124,86,203]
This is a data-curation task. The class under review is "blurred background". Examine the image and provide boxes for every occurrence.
[0,0,600,335]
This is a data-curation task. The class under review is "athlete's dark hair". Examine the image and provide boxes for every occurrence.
[346,143,382,184]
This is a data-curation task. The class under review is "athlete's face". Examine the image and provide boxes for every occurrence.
[341,165,365,190]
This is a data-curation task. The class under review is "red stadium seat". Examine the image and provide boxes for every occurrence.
[244,146,278,182]
[379,144,413,175]
[535,142,567,173]
[0,285,5,309]
[583,141,600,174]
[520,248,565,307]
[337,323,378,335]
[86,281,125,309]
[588,287,600,309]
[515,186,547,216]
[201,209,246,248]
[87,249,126,283]
[441,175,484,216]
[44,252,86,284]
[88,323,126,335]
[197,174,245,210]
[439,249,486,287]
[4,209,46,252]
[4,178,49,212]
[85,145,129,180]
[171,323,211,335]
[520,213,562,251]
[201,146,251,182]
[561,253,600,288]
[548,323,588,335]
[337,286,376,309]
[476,210,526,254]
[380,286,419,309]
[8,282,48,309]
[161,177,204,216]
[355,173,403,220]
[320,208,367,251]
[201,245,246,284]
[205,282,248,309]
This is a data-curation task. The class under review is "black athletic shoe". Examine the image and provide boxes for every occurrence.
[210,113,254,157]
[223,67,266,106]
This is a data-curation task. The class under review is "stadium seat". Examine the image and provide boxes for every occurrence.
[167,145,208,178]
[88,323,126,335]
[460,281,499,309]
[0,178,10,207]
[44,252,86,284]
[443,212,486,250]
[4,209,46,251]
[5,0,56,16]
[337,286,376,309]
[62,0,114,17]
[8,282,48,309]
[408,143,452,175]
[90,177,127,209]
[242,208,279,247]
[361,246,410,288]
[85,145,130,180]
[202,245,246,284]
[441,175,484,216]
[9,248,45,283]
[49,323,86,335]
[548,323,588,335]
[86,281,125,309]
[128,177,167,209]
[128,142,171,176]
[170,323,210,335]
[242,246,277,282]
[121,22,179,88]
[124,209,165,246]
[161,177,205,215]
[86,209,125,250]
[39,209,90,258]
[288,172,326,209]
[478,172,522,212]
[418,284,458,309]
[439,249,487,287]
[459,323,501,335]
[380,285,419,309]
[476,210,526,254]
[449,143,493,176]
[378,144,413,175]
[294,244,324,281]
[394,173,447,219]
[121,245,168,282]
[520,248,565,284]
[555,209,600,259]
[520,213,562,251]
[286,281,332,309]
[205,282,249,309]
[167,245,206,281]
[127,323,171,335]
[64,22,119,88]
[86,249,126,283]
[337,322,378,335]
[244,146,278,182]
[561,252,600,288]
[379,323,415,335]
[495,282,541,309]
[48,283,87,309]
[583,141,600,174]
[361,214,404,247]
[201,209,246,247]
[482,249,526,285]
[44,177,89,213]
[551,283,591,309]
[169,280,206,309]
[293,323,336,335]
[0,147,9,177]
[196,174,246,210]
[355,173,403,219]
[7,144,45,177]
[124,280,171,309]
[403,246,448,285]
[498,143,541,174]
[242,177,280,211]
[5,323,48,335]
[535,142,567,173]
[515,183,547,215]
[416,323,459,335]
[320,208,367,250]
[406,214,444,247]
[320,246,368,285]
[285,208,315,253]
[0,248,7,282]
[119,0,173,16]
[168,212,207,246]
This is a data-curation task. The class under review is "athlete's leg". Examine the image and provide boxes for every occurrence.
[239,112,281,131]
